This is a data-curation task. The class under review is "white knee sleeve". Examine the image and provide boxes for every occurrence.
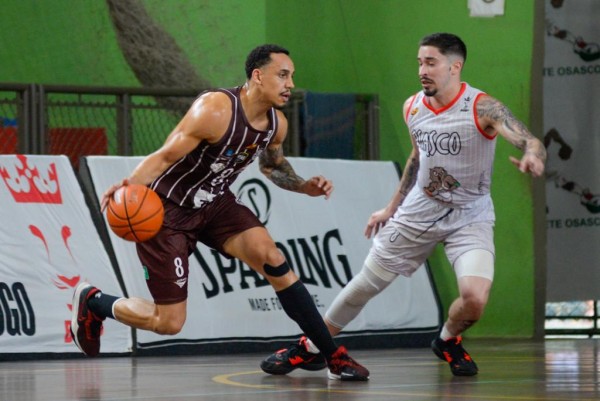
[325,256,398,329]
[454,249,494,281]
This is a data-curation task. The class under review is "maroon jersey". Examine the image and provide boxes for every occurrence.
[150,86,279,208]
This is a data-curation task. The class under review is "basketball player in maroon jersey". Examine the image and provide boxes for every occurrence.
[69,44,369,381]
[261,33,546,378]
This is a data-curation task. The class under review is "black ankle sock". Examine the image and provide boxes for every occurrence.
[276,280,337,360]
[87,291,120,319]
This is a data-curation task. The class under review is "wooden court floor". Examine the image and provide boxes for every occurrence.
[2,338,599,401]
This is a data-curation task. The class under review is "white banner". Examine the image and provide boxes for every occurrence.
[544,0,600,301]
[84,156,440,349]
[468,0,505,18]
[0,155,131,354]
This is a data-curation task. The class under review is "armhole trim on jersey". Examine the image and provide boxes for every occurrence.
[404,93,418,123]
[474,93,497,140]
[269,107,279,139]
[206,88,237,148]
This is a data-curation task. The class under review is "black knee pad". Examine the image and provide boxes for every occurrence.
[264,261,290,277]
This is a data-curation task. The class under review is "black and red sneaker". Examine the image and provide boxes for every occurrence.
[260,336,327,375]
[70,282,105,357]
[431,336,478,376]
[327,345,370,381]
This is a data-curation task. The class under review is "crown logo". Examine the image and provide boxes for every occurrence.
[0,154,63,204]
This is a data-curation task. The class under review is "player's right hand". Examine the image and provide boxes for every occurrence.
[364,208,394,239]
[100,178,129,212]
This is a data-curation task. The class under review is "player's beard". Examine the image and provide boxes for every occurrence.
[421,79,437,97]
[423,87,437,97]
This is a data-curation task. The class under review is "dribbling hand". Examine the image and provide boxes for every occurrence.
[100,178,129,212]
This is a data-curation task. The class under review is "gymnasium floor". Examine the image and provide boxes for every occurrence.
[2,338,599,401]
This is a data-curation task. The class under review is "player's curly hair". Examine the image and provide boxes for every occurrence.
[420,33,467,63]
[245,44,290,79]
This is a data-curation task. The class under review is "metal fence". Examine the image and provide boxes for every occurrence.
[545,300,600,337]
[0,84,379,169]
[0,84,199,163]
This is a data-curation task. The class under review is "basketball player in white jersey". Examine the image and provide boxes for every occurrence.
[261,33,546,377]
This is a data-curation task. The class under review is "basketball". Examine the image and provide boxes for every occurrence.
[106,184,164,242]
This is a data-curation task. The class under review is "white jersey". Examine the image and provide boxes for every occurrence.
[405,82,497,208]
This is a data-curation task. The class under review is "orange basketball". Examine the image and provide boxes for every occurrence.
[106,184,164,242]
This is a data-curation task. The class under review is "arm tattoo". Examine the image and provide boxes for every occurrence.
[269,158,305,191]
[259,146,304,191]
[459,320,476,332]
[399,156,419,196]
[477,97,547,162]
[477,97,532,150]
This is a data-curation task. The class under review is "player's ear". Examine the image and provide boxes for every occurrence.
[251,68,263,85]
[451,59,463,74]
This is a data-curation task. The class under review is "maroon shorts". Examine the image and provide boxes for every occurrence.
[136,191,262,304]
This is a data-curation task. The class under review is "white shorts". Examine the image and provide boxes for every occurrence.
[369,190,495,277]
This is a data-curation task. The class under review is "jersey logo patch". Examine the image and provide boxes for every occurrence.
[235,151,250,164]
[210,162,226,173]
[174,278,187,288]
[193,188,216,208]
[460,96,471,112]
[424,166,461,203]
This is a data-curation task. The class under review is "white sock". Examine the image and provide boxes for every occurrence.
[305,337,321,354]
[111,298,125,321]
[440,325,455,341]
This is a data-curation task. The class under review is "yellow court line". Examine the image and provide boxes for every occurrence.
[213,370,276,389]
[213,370,599,401]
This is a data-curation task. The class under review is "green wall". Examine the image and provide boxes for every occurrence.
[0,0,266,87]
[0,0,540,337]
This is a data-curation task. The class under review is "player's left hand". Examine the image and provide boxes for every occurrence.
[302,175,334,199]
[509,154,545,177]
